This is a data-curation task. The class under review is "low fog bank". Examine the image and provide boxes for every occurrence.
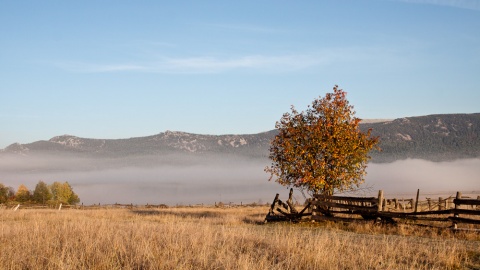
[0,154,287,205]
[364,158,480,198]
[1,154,478,205]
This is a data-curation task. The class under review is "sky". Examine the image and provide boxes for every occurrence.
[1,0,479,149]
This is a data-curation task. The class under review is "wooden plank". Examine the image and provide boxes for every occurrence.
[265,214,289,222]
[455,192,461,211]
[401,216,450,222]
[454,198,480,206]
[286,188,298,214]
[313,201,377,212]
[328,210,358,214]
[448,216,480,225]
[453,228,480,233]
[311,215,369,223]
[453,192,462,229]
[376,212,450,222]
[451,209,480,216]
[276,199,289,211]
[378,190,384,212]
[276,208,290,216]
[382,209,480,216]
[313,194,378,203]
[268,194,279,214]
[298,202,311,215]
[414,189,420,213]
[397,209,452,216]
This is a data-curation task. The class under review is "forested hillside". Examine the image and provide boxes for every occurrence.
[1,113,479,165]
[363,113,480,162]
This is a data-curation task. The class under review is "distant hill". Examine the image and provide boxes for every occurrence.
[1,113,479,165]
[1,130,275,159]
[362,113,480,162]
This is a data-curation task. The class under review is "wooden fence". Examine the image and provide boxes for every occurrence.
[265,189,480,230]
[313,191,480,226]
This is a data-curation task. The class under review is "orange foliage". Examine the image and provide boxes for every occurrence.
[265,86,380,195]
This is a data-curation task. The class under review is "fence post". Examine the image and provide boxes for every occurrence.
[453,192,461,229]
[394,198,398,210]
[377,190,384,212]
[287,188,298,214]
[414,189,420,213]
[447,198,453,209]
[477,196,480,210]
[269,194,279,215]
[438,197,443,211]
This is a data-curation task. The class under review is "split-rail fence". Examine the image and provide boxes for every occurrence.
[265,189,480,230]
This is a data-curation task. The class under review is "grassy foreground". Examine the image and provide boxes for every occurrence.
[0,206,479,269]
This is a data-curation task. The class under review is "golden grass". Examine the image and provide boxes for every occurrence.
[0,207,479,269]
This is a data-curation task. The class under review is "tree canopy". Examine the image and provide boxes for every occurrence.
[50,181,80,204]
[15,184,31,203]
[265,86,379,195]
[0,181,80,205]
[33,181,52,204]
[0,184,9,203]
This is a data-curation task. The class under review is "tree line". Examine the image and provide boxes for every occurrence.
[0,181,80,205]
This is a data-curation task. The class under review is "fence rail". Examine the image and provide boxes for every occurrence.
[265,189,480,230]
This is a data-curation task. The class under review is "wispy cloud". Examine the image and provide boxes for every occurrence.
[55,62,147,73]
[55,54,324,74]
[89,64,147,72]
[390,0,480,11]
[163,55,320,73]
[54,46,409,74]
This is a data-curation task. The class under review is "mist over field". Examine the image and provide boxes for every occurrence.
[1,153,479,205]
[364,158,480,198]
[0,154,286,205]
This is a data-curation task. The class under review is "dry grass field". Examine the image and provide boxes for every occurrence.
[0,206,479,269]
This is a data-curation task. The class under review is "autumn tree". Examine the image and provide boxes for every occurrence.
[50,181,80,204]
[33,181,52,204]
[0,183,9,203]
[7,187,15,201]
[15,184,32,202]
[265,85,379,196]
[66,182,80,205]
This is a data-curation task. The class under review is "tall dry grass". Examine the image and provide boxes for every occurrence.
[0,206,478,269]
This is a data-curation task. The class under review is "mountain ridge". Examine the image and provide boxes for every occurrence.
[2,113,479,163]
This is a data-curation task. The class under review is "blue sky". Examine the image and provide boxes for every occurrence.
[1,0,479,149]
